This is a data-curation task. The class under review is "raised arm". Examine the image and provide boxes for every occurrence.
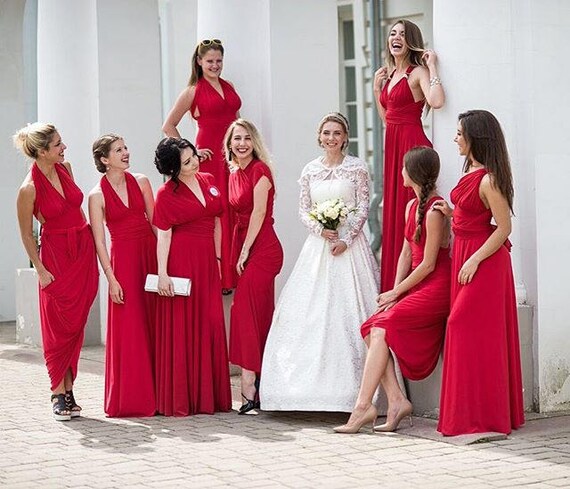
[373,67,389,123]
[162,87,195,138]
[417,52,445,109]
[88,189,124,304]
[457,175,512,285]
[236,176,271,275]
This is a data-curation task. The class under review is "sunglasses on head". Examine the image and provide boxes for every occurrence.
[200,39,222,47]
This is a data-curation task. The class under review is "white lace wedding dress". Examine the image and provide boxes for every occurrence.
[259,155,386,412]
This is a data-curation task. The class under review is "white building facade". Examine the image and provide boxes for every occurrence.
[1,0,569,413]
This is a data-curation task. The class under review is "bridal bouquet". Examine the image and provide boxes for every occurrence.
[309,198,352,230]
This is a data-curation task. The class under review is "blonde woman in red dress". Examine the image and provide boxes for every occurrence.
[334,146,450,434]
[374,19,445,292]
[433,110,524,435]
[163,39,241,293]
[89,134,157,417]
[224,119,283,414]
[15,123,98,421]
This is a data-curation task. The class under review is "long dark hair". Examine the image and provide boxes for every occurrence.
[458,110,514,212]
[154,137,197,190]
[404,146,440,242]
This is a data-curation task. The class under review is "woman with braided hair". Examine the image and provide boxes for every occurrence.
[334,146,451,434]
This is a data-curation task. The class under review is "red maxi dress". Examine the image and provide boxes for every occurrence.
[32,162,98,390]
[361,196,451,380]
[153,173,232,416]
[380,65,432,292]
[438,169,525,435]
[101,172,156,417]
[228,160,283,374]
[191,77,242,289]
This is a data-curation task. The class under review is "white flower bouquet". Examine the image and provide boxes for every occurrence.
[309,198,352,230]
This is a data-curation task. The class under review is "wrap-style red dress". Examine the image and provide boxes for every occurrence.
[228,160,283,374]
[361,196,450,380]
[191,77,242,289]
[153,173,232,416]
[101,172,156,417]
[438,169,524,435]
[380,65,432,292]
[32,162,98,390]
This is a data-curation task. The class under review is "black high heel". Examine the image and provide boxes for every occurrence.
[65,390,82,418]
[51,394,71,421]
[238,376,261,414]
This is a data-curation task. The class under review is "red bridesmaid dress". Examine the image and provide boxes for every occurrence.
[32,163,99,390]
[229,160,283,374]
[361,196,450,380]
[438,169,525,435]
[380,65,432,292]
[153,173,232,416]
[191,77,242,289]
[101,172,156,417]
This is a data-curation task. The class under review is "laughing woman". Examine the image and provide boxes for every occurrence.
[15,123,98,421]
[89,134,157,417]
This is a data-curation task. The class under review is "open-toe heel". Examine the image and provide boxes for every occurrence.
[51,394,71,421]
[65,390,82,418]
[238,394,258,415]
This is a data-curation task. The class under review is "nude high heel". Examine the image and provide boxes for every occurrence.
[333,405,377,434]
[374,401,413,432]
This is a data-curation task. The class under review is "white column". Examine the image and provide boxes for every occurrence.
[0,0,31,320]
[195,0,339,290]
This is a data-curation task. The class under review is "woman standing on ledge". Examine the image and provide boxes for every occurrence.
[375,19,445,292]
[433,110,524,435]
[15,123,98,421]
[89,134,157,418]
[163,39,241,294]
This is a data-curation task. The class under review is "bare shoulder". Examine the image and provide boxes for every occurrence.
[18,174,35,197]
[88,182,103,198]
[62,160,73,172]
[131,172,149,183]
[410,65,429,84]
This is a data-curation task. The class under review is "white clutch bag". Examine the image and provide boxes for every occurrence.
[144,274,192,296]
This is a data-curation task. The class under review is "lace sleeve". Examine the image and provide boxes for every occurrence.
[340,167,370,247]
[298,173,324,237]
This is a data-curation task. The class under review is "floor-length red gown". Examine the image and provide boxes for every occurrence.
[380,65,432,292]
[438,169,525,435]
[361,196,450,380]
[228,160,283,374]
[31,162,98,391]
[153,173,232,416]
[101,172,156,417]
[191,77,241,289]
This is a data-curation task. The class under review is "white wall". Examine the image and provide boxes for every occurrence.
[0,0,36,321]
[435,0,570,411]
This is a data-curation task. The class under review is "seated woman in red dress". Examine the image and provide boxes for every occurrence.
[153,137,232,416]
[334,146,451,434]
[14,123,98,421]
[433,110,524,436]
[89,134,157,417]
[223,119,284,414]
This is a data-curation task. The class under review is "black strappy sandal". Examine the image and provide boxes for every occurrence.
[65,390,82,418]
[238,376,261,415]
[51,394,71,421]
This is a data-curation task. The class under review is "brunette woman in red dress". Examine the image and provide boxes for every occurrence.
[153,137,231,416]
[433,110,524,436]
[15,123,98,421]
[88,134,157,417]
[334,146,450,434]
[374,19,445,291]
[224,119,283,414]
[163,39,241,294]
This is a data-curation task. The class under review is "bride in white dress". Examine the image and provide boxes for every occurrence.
[260,112,385,412]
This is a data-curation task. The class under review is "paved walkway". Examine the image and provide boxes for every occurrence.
[1,323,569,489]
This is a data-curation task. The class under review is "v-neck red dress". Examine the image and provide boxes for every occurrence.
[380,65,432,292]
[191,77,242,290]
[228,160,283,374]
[438,169,524,435]
[153,173,232,416]
[31,162,98,391]
[361,196,450,380]
[101,172,156,417]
